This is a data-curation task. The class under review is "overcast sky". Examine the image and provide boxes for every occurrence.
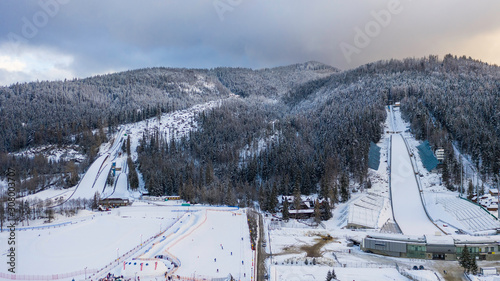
[1,0,500,86]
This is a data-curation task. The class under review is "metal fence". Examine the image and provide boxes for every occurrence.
[0,269,98,280]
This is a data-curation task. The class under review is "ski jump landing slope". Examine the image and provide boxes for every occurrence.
[390,134,441,236]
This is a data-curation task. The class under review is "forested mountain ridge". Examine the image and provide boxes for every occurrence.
[1,55,500,207]
[0,68,230,152]
[212,61,337,98]
[0,62,337,194]
[0,61,337,153]
[137,55,500,208]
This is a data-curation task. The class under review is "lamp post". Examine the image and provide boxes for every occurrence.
[140,234,143,245]
[117,248,119,260]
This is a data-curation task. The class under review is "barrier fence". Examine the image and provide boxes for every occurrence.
[396,263,438,281]
[0,269,98,280]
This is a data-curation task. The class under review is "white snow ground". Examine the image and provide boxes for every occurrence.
[166,209,253,280]
[0,204,253,281]
[270,266,411,281]
[0,204,180,278]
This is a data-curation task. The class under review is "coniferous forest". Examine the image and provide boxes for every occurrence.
[1,55,499,211]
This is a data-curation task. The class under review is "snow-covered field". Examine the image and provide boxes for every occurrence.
[0,203,253,281]
[270,265,410,281]
[0,203,180,277]
[167,208,253,280]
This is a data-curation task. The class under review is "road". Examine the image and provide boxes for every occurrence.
[252,211,268,281]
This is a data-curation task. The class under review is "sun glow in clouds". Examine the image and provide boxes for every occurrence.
[0,56,26,72]
[0,43,75,86]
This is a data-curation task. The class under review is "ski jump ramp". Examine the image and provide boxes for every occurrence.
[390,134,442,236]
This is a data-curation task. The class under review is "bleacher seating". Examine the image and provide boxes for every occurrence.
[437,197,500,232]
[348,195,384,229]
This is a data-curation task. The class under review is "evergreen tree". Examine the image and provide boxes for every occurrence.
[65,161,80,187]
[293,183,302,212]
[331,268,336,279]
[266,183,278,213]
[107,171,115,186]
[127,157,139,190]
[340,173,350,202]
[46,208,55,223]
[258,186,266,211]
[325,270,332,281]
[92,191,100,210]
[0,203,4,232]
[205,161,214,185]
[328,183,337,207]
[282,199,290,221]
[314,199,321,224]
[441,160,451,189]
[24,200,31,226]
[467,180,474,200]
[320,175,329,199]
[321,200,332,221]
[225,186,237,206]
[126,135,131,155]
[459,245,471,273]
[470,254,478,275]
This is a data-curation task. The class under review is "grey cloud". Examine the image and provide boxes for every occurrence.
[1,0,500,85]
